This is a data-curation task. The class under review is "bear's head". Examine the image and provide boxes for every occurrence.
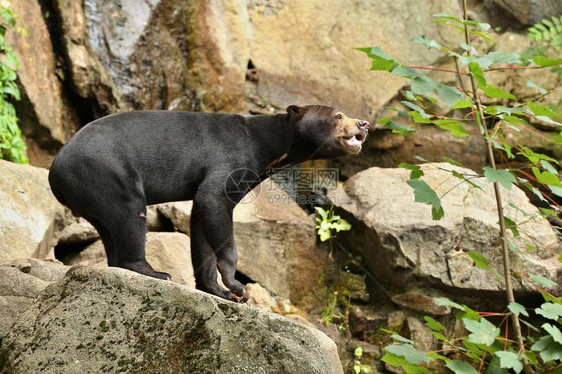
[286,105,370,159]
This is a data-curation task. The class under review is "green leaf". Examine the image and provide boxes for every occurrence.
[381,352,429,374]
[407,179,444,220]
[356,47,395,71]
[399,163,424,179]
[486,355,508,374]
[527,81,547,94]
[483,167,516,190]
[385,344,430,365]
[469,62,486,88]
[452,100,474,109]
[378,118,416,135]
[318,229,331,242]
[466,250,501,280]
[446,359,478,374]
[437,84,464,107]
[540,159,558,174]
[519,146,559,164]
[543,323,562,344]
[536,115,562,126]
[424,316,445,331]
[434,119,469,138]
[503,216,519,237]
[411,75,440,95]
[527,101,560,117]
[494,351,523,373]
[485,106,525,115]
[409,111,433,124]
[531,335,562,362]
[531,167,562,187]
[411,35,444,50]
[434,297,463,310]
[443,156,464,167]
[390,334,415,344]
[314,206,328,220]
[533,55,562,67]
[472,51,521,68]
[482,85,516,99]
[520,319,540,333]
[333,219,351,232]
[508,302,529,317]
[463,317,500,346]
[532,272,559,290]
[401,101,429,117]
[535,302,562,320]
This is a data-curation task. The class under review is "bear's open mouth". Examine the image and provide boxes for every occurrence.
[342,133,366,148]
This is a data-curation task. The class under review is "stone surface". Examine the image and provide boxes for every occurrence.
[0,266,343,373]
[56,215,99,245]
[7,0,78,167]
[50,0,463,119]
[0,160,64,261]
[157,182,325,303]
[348,306,388,343]
[333,164,561,296]
[54,0,122,117]
[249,0,461,119]
[485,0,562,25]
[0,259,68,339]
[406,317,434,353]
[246,282,278,312]
[64,232,196,288]
[391,292,451,316]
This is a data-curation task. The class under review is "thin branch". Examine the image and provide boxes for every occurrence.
[405,65,470,75]
[461,1,534,373]
[484,65,543,72]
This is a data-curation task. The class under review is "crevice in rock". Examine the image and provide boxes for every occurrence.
[54,242,94,265]
[234,270,255,285]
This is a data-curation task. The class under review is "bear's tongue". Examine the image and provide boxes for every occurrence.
[343,134,365,147]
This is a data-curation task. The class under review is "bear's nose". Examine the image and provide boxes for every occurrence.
[358,120,370,130]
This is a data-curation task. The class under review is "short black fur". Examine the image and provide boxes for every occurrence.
[48,105,369,302]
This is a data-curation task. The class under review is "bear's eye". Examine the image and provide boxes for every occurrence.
[336,114,343,120]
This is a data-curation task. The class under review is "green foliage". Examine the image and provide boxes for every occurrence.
[314,206,351,242]
[357,8,562,374]
[353,347,372,373]
[527,16,562,49]
[406,179,444,219]
[0,4,26,163]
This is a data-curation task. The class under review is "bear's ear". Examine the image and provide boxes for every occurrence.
[286,105,301,116]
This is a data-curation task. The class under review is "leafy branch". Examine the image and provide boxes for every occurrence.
[357,2,562,373]
[0,4,27,163]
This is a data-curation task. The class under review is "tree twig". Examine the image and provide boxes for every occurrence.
[461,1,535,373]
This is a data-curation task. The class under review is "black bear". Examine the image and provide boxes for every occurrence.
[48,105,369,302]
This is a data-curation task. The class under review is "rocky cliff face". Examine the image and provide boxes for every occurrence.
[11,0,466,164]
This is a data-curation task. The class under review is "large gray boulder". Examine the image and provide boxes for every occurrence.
[157,182,325,304]
[333,164,561,296]
[64,232,196,288]
[0,259,68,339]
[0,160,64,261]
[0,266,343,374]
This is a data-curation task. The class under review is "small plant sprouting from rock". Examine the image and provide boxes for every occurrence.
[0,2,27,164]
[314,206,351,242]
[357,1,561,373]
[353,346,372,374]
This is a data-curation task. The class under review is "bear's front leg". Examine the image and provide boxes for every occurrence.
[191,194,248,303]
